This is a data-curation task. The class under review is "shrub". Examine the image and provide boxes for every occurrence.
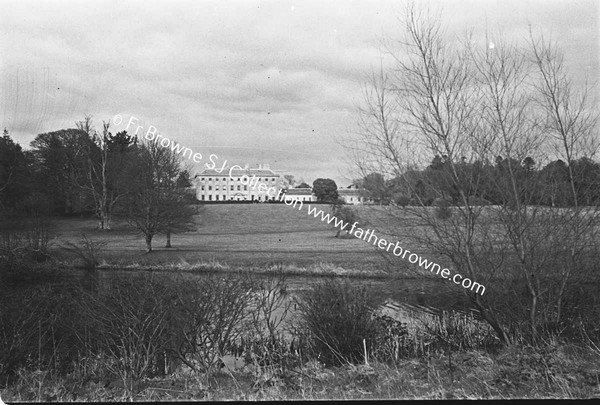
[168,272,260,373]
[62,234,107,271]
[0,282,84,387]
[393,195,411,206]
[295,278,380,366]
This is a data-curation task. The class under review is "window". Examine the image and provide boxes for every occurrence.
[230,185,234,191]
[251,195,255,200]
[208,178,212,181]
[201,195,205,200]
[201,177,205,181]
[208,186,212,191]
[223,194,226,200]
[201,186,205,191]
[216,186,219,191]
[244,185,247,191]
[216,195,220,200]
[208,195,212,200]
[237,185,240,191]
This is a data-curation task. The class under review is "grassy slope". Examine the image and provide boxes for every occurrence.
[51,204,397,271]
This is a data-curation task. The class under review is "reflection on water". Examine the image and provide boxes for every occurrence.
[282,275,478,323]
[97,270,478,325]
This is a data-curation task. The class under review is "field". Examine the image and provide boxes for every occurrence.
[51,203,397,272]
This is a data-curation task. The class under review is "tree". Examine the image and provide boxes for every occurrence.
[30,128,95,215]
[283,174,296,188]
[0,129,31,211]
[295,182,310,189]
[119,139,195,253]
[77,117,137,229]
[344,2,599,344]
[331,203,359,237]
[176,170,192,188]
[312,178,338,202]
[362,172,389,204]
[163,171,198,248]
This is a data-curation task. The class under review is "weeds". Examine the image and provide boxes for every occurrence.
[1,272,599,400]
[62,234,107,271]
[295,278,380,366]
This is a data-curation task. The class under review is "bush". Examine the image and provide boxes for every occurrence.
[62,234,107,271]
[393,195,411,206]
[0,282,83,387]
[295,278,380,366]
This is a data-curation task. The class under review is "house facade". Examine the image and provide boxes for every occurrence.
[282,187,316,203]
[194,165,367,205]
[194,164,284,202]
[337,184,365,205]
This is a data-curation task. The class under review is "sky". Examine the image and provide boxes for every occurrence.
[1,0,598,186]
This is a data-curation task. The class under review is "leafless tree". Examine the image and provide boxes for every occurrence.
[345,2,599,344]
[77,116,135,230]
[120,138,195,253]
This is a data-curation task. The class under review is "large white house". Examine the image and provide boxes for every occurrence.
[194,164,366,205]
[194,164,285,202]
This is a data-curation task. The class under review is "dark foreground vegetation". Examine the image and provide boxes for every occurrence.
[1,257,600,400]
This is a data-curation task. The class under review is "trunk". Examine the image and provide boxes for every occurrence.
[473,294,511,345]
[165,230,172,248]
[145,234,153,253]
[103,211,111,230]
[530,292,538,343]
[98,212,111,230]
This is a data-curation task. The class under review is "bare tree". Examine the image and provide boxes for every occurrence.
[344,2,599,344]
[120,139,195,253]
[526,32,600,337]
[77,116,135,230]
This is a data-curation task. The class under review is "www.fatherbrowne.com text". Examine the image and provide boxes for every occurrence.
[287,200,486,296]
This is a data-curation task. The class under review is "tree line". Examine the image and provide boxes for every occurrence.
[357,155,600,207]
[0,116,196,252]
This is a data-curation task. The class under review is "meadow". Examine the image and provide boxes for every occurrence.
[51,203,397,272]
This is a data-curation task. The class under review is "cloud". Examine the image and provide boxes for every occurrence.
[1,0,597,185]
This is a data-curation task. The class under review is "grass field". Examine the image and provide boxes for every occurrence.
[51,203,400,272]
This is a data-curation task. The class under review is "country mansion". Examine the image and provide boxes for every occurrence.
[193,164,365,204]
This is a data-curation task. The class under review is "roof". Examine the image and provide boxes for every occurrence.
[337,188,364,195]
[196,168,280,177]
[285,188,313,196]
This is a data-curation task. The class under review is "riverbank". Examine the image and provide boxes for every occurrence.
[3,344,599,401]
[94,259,423,279]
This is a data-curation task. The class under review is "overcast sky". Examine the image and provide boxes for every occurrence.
[1,0,598,185]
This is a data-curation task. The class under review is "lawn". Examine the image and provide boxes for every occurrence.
[50,203,398,271]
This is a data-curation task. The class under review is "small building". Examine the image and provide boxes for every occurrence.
[283,187,316,203]
[337,184,365,205]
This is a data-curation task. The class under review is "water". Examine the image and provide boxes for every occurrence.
[96,270,477,325]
